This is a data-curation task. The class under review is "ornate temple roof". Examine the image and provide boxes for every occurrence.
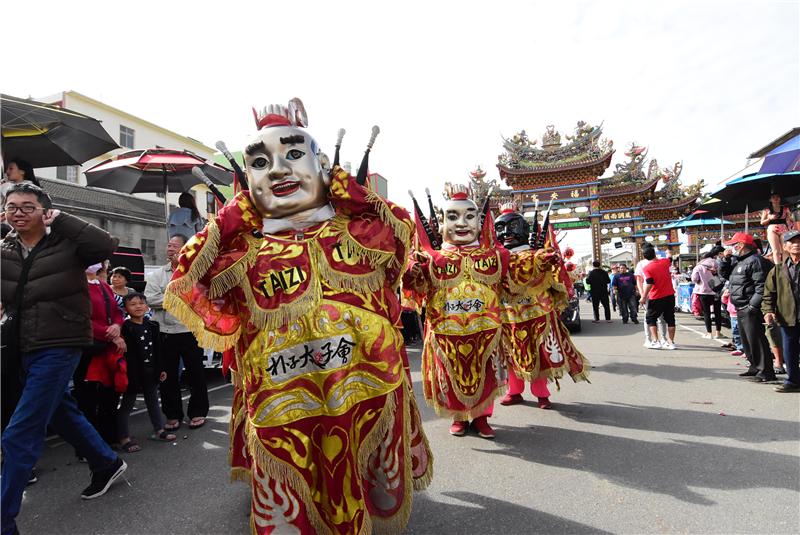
[497,121,614,176]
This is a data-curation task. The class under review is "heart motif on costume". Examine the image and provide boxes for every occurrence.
[311,425,349,475]
[514,330,528,341]
[457,342,474,358]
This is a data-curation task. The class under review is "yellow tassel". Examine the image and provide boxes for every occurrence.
[209,238,259,298]
[246,426,333,535]
[364,190,412,251]
[240,275,321,332]
[311,241,386,294]
[168,220,221,294]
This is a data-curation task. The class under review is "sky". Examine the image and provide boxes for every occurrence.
[3,0,798,258]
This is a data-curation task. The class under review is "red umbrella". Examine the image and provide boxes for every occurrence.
[85,148,233,224]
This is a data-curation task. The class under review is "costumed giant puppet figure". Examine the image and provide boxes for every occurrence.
[164,98,432,534]
[495,201,589,409]
[404,184,507,439]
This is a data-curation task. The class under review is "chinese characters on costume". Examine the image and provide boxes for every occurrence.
[404,185,508,439]
[164,99,432,534]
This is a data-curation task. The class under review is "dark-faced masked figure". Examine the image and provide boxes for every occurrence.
[494,209,530,250]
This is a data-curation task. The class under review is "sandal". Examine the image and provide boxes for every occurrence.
[164,420,181,431]
[120,440,141,453]
[149,430,177,442]
[189,417,206,429]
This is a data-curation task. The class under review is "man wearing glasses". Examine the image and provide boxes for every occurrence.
[1,183,127,535]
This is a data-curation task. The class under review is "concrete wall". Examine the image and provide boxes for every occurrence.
[60,206,169,265]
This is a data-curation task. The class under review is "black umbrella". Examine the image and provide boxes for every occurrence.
[1,94,119,167]
[702,171,800,221]
[85,148,233,224]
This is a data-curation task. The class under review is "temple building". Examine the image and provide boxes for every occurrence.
[493,121,704,261]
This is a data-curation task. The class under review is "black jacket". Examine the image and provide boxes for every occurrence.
[586,268,611,296]
[727,250,773,310]
[121,319,163,392]
[1,213,118,353]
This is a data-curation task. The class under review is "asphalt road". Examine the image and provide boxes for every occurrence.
[17,302,800,534]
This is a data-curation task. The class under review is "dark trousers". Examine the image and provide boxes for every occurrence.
[72,353,120,445]
[618,294,638,322]
[160,332,208,421]
[118,366,165,438]
[781,325,800,387]
[592,293,611,321]
[698,294,721,333]
[737,306,774,378]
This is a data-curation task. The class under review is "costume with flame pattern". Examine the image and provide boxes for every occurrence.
[164,99,432,534]
[404,185,508,439]
[496,202,589,409]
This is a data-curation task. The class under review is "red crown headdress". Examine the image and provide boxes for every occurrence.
[499,201,518,215]
[444,183,472,201]
[252,97,308,130]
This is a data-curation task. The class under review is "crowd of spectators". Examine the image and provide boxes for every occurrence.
[1,184,212,534]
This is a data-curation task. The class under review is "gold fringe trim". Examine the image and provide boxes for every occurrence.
[209,236,260,299]
[427,257,466,289]
[403,374,434,491]
[443,384,506,421]
[230,466,251,484]
[163,292,240,352]
[469,255,502,287]
[311,241,386,294]
[246,426,333,535]
[330,216,396,268]
[427,329,503,414]
[370,391,414,535]
[357,392,398,483]
[169,220,221,295]
[240,274,321,332]
[364,190,412,252]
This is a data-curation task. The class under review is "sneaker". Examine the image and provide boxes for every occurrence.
[499,393,524,406]
[645,341,662,350]
[470,416,495,439]
[774,366,786,375]
[774,383,800,393]
[537,397,552,409]
[449,420,468,436]
[81,458,127,500]
[662,341,677,350]
[632,319,640,324]
[730,350,744,357]
[27,469,38,486]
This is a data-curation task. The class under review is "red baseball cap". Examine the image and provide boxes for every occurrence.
[723,232,755,247]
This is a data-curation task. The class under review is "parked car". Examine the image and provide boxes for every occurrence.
[561,294,581,332]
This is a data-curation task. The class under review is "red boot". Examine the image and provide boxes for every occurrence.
[500,393,524,406]
[471,416,495,439]
[449,420,468,436]
[537,397,552,409]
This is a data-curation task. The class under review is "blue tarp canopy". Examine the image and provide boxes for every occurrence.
[662,217,733,229]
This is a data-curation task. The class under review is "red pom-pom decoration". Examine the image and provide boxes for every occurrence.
[563,246,574,259]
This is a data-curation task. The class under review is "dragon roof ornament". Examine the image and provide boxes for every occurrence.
[498,121,613,171]
[600,142,649,189]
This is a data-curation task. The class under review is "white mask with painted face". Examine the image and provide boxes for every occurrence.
[442,198,480,246]
[244,126,331,219]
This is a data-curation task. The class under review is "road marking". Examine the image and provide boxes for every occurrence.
[679,323,730,345]
[46,382,233,445]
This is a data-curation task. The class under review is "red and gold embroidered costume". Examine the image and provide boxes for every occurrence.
[165,169,432,534]
[406,244,509,420]
[502,245,589,384]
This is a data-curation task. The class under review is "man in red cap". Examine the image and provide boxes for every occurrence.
[722,232,776,382]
